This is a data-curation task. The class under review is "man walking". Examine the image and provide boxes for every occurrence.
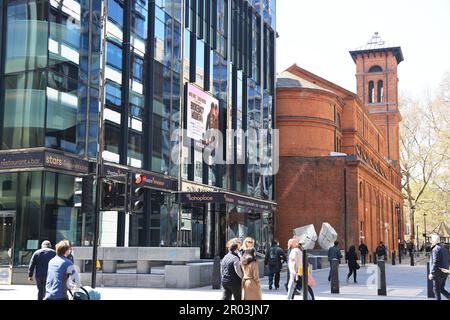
[376,242,387,261]
[264,240,287,290]
[221,240,243,300]
[429,235,450,300]
[44,240,81,300]
[358,242,368,267]
[28,240,56,300]
[328,241,342,282]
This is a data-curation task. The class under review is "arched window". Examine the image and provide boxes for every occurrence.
[369,65,383,73]
[368,81,375,103]
[377,80,384,103]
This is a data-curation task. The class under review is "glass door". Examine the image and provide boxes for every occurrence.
[0,211,14,266]
[0,211,15,284]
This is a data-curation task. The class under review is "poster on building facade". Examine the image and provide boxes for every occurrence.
[186,83,220,148]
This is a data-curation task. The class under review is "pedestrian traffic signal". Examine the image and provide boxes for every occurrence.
[131,174,146,213]
[101,180,116,210]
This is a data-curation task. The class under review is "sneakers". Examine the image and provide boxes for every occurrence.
[269,285,272,290]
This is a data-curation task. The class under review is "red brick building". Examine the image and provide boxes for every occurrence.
[276,33,405,257]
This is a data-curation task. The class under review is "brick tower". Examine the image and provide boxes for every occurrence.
[350,32,404,164]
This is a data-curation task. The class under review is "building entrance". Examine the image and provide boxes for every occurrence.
[0,211,14,284]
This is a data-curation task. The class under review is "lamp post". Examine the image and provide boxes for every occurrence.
[395,204,401,263]
[423,213,427,252]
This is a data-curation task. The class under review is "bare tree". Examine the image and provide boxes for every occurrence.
[400,81,449,243]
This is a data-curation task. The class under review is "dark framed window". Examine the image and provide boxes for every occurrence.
[108,0,124,28]
[106,41,123,71]
[369,65,383,73]
[377,80,384,103]
[368,81,374,104]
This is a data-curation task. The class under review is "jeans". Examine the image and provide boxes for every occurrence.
[268,271,280,288]
[347,266,357,282]
[361,254,366,266]
[36,277,47,301]
[290,277,315,300]
[222,282,242,300]
[287,273,297,300]
[433,275,450,300]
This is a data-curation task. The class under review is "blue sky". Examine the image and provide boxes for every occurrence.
[277,0,450,99]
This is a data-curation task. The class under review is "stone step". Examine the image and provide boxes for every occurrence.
[80,273,166,289]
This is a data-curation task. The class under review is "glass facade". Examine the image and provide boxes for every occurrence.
[0,0,276,263]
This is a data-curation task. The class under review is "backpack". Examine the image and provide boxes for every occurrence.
[268,247,279,266]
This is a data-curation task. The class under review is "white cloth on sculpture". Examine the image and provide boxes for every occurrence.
[293,224,317,250]
[318,223,338,250]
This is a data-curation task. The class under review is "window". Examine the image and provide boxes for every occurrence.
[368,81,375,104]
[108,0,123,28]
[377,80,384,103]
[106,41,123,71]
[360,182,363,198]
[369,65,382,73]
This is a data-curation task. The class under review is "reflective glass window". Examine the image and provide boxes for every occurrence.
[106,41,123,71]
[2,70,46,149]
[108,0,123,28]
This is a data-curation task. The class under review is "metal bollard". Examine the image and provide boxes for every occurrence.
[373,252,377,265]
[331,259,339,294]
[302,250,309,300]
[398,251,402,264]
[212,256,221,289]
[377,260,387,296]
[410,252,415,266]
[392,252,396,266]
[426,262,435,299]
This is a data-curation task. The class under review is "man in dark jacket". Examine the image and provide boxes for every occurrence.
[358,242,368,266]
[376,242,387,261]
[28,240,56,300]
[429,235,450,300]
[264,240,287,290]
[328,241,343,281]
[221,241,243,300]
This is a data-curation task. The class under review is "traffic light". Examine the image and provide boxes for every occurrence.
[101,180,116,210]
[131,174,146,213]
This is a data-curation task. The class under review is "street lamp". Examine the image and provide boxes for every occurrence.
[423,213,427,250]
[395,204,401,261]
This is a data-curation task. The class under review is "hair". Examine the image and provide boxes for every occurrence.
[348,245,356,253]
[271,240,278,247]
[334,241,339,246]
[229,242,239,252]
[241,248,257,266]
[55,240,71,257]
[242,237,255,250]
[431,234,440,244]
[287,238,299,249]
[41,240,51,249]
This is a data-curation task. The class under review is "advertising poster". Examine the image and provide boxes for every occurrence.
[186,83,219,148]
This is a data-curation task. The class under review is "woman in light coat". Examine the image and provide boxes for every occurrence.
[241,248,262,300]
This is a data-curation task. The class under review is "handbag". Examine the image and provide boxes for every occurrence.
[356,262,361,270]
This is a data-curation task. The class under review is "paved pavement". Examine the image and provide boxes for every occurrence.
[0,263,444,300]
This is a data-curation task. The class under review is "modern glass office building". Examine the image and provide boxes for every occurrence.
[0,0,276,281]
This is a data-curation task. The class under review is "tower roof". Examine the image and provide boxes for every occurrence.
[350,32,404,64]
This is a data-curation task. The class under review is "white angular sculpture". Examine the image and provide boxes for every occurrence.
[293,224,317,250]
[318,223,338,250]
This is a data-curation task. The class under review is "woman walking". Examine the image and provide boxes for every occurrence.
[346,245,359,284]
[241,248,262,300]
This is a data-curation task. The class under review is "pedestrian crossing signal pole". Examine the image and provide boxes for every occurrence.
[91,0,108,289]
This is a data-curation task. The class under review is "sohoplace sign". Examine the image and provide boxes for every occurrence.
[179,192,277,211]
